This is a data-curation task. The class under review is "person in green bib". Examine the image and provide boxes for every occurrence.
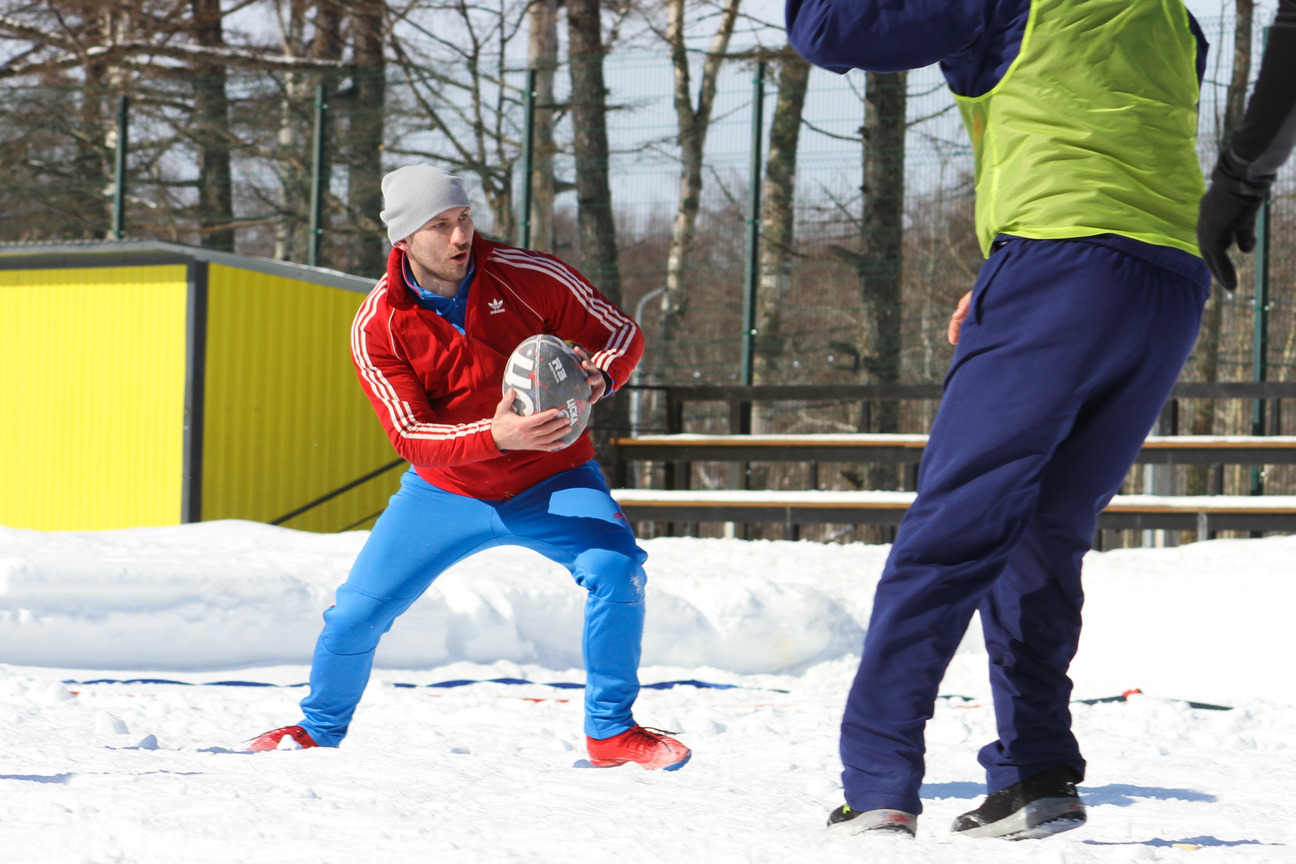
[788,0,1211,840]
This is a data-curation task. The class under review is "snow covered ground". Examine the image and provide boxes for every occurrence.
[0,520,1292,863]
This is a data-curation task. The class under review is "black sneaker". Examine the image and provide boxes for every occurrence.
[827,805,917,837]
[951,765,1086,840]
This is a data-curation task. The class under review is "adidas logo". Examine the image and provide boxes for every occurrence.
[488,298,506,315]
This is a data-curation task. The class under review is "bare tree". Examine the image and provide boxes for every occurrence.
[822,70,906,504]
[1190,0,1255,495]
[0,0,354,248]
[655,0,743,379]
[1222,0,1256,149]
[342,0,386,275]
[190,0,235,251]
[753,48,810,386]
[270,0,312,260]
[526,0,561,253]
[0,0,144,238]
[567,0,631,476]
[387,0,531,244]
[566,0,621,299]
[857,70,906,436]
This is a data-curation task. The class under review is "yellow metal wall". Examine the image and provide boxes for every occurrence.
[0,265,189,530]
[201,264,399,532]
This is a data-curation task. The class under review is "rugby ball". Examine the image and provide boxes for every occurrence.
[502,334,593,447]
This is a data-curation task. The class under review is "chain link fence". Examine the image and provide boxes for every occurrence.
[1,15,1292,516]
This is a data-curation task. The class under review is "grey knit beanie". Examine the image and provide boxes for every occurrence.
[380,165,471,244]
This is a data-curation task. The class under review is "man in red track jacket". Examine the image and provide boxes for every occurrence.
[249,165,690,771]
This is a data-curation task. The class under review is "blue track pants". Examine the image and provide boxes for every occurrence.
[839,237,1209,815]
[297,461,647,745]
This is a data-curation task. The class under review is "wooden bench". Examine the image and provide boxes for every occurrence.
[606,384,1296,540]
[612,433,1296,468]
[611,433,1296,497]
[635,382,1296,439]
[609,488,1296,539]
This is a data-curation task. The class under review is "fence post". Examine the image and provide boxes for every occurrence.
[735,59,766,521]
[308,83,328,268]
[1250,175,1271,497]
[1143,400,1179,548]
[112,95,129,240]
[519,68,537,249]
[1250,24,1273,500]
[740,59,766,388]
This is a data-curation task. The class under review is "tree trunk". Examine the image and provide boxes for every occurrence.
[1223,0,1256,148]
[566,0,621,302]
[481,168,518,248]
[567,0,629,473]
[309,1,344,268]
[527,0,560,253]
[859,70,906,490]
[190,0,235,251]
[1189,0,1254,495]
[753,51,811,387]
[76,3,115,239]
[274,0,311,261]
[657,0,743,381]
[345,0,386,276]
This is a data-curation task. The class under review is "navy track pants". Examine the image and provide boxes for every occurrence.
[297,461,647,745]
[840,236,1209,815]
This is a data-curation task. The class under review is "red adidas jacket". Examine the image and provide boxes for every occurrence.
[350,233,643,499]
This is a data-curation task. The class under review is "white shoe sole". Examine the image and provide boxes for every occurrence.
[953,798,1086,840]
[828,808,917,837]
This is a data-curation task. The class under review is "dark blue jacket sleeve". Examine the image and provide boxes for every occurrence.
[785,0,991,74]
[786,0,1032,97]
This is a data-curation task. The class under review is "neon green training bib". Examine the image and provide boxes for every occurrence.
[955,0,1205,258]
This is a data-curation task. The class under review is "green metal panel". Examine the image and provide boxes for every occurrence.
[0,265,188,530]
[201,264,399,532]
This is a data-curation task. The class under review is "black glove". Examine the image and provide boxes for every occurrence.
[1197,149,1273,291]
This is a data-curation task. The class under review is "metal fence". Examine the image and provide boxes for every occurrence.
[0,14,1291,436]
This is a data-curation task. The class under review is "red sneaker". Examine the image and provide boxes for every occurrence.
[247,725,318,752]
[586,726,691,770]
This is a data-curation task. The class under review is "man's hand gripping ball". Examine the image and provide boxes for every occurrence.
[493,334,594,451]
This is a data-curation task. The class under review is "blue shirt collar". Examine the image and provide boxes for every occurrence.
[402,254,475,331]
